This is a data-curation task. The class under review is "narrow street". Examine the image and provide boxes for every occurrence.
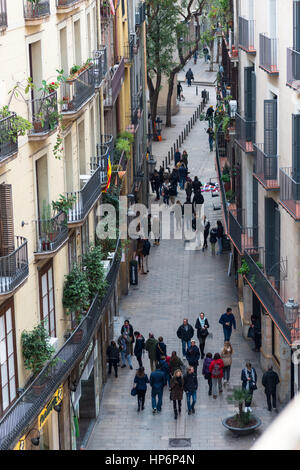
[87,58,275,451]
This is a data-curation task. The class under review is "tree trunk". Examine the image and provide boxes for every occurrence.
[209,39,214,72]
[147,72,161,128]
[216,38,220,64]
[165,71,176,127]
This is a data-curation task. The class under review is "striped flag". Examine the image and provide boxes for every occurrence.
[103,156,112,193]
[110,0,115,15]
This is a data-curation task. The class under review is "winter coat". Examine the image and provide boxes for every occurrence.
[159,359,170,380]
[210,228,218,244]
[134,335,145,357]
[262,370,279,394]
[170,376,184,401]
[121,324,134,343]
[106,345,120,363]
[241,367,257,391]
[156,341,167,361]
[209,358,224,379]
[176,324,194,342]
[134,374,149,391]
[169,356,184,375]
[202,357,212,378]
[221,348,233,367]
[217,224,224,239]
[142,240,151,256]
[192,192,204,211]
[183,372,198,393]
[186,345,200,367]
[219,313,236,331]
[118,335,131,356]
[145,337,158,360]
[192,180,202,193]
[150,369,166,392]
[174,152,181,165]
[195,317,209,340]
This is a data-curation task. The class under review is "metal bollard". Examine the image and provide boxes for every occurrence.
[196,86,198,96]
[162,160,165,169]
[168,151,171,164]
[173,143,176,153]
[165,156,168,168]
[176,138,179,149]
[179,135,181,147]
[171,147,174,160]
[181,130,184,142]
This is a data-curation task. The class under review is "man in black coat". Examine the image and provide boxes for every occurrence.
[186,340,200,375]
[121,319,134,355]
[262,366,280,411]
[134,331,145,368]
[183,366,198,414]
[177,319,194,358]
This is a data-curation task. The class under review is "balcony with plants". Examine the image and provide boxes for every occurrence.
[0,236,29,298]
[34,201,68,259]
[0,106,32,167]
[61,61,95,119]
[100,0,112,20]
[56,0,83,12]
[23,0,50,25]
[28,90,59,140]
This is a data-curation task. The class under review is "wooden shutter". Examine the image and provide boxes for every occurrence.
[0,184,14,257]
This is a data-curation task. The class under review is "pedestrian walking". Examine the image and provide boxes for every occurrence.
[182,150,188,167]
[174,148,181,166]
[142,238,151,273]
[106,340,120,378]
[178,162,187,190]
[262,366,280,412]
[158,166,164,196]
[192,189,204,216]
[251,314,262,352]
[159,356,171,387]
[177,319,194,358]
[150,363,166,414]
[183,366,198,415]
[177,81,183,101]
[134,331,145,368]
[216,220,224,255]
[162,180,170,206]
[134,367,149,412]
[209,226,218,255]
[206,105,214,128]
[202,352,213,396]
[195,312,209,359]
[121,319,134,356]
[145,333,158,371]
[152,214,160,246]
[219,307,236,342]
[170,369,184,419]
[209,353,224,399]
[192,176,202,193]
[202,217,210,251]
[185,179,193,203]
[193,50,198,64]
[220,341,233,385]
[150,172,156,193]
[169,351,184,376]
[156,336,167,362]
[186,340,200,375]
[206,127,214,152]
[153,170,160,200]
[185,68,194,87]
[203,45,209,63]
[241,362,257,412]
[175,200,183,232]
[169,182,177,206]
[118,333,133,369]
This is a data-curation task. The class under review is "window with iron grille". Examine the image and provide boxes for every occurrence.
[39,260,56,337]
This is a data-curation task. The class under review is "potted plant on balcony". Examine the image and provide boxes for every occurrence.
[26,0,42,18]
[82,245,108,301]
[52,194,76,219]
[0,106,32,144]
[222,387,261,436]
[21,322,57,395]
[41,200,54,250]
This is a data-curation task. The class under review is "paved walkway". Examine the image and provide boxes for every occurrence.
[86,59,276,451]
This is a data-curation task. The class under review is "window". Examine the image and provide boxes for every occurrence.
[0,299,17,416]
[39,261,56,337]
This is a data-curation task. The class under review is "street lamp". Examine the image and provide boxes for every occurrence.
[284,298,299,329]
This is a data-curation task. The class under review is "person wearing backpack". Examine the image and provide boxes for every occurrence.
[209,226,218,255]
[142,238,151,274]
[195,312,209,359]
[209,353,224,399]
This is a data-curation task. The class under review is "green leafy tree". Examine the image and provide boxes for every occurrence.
[62,264,90,317]
[21,322,56,377]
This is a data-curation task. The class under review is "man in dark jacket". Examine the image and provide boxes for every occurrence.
[142,238,151,273]
[145,333,158,371]
[156,336,167,362]
[121,319,134,355]
[185,68,194,86]
[192,189,204,215]
[174,149,181,166]
[186,340,200,375]
[219,308,236,341]
[183,366,198,414]
[106,341,120,377]
[262,366,280,411]
[150,364,166,413]
[177,319,194,358]
[134,331,145,368]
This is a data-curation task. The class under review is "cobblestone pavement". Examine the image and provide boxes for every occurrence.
[86,58,276,451]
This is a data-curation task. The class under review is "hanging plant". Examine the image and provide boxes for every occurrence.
[62,265,90,318]
[82,245,108,300]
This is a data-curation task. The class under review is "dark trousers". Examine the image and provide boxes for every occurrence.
[245,391,253,407]
[173,400,182,415]
[108,360,118,376]
[137,390,146,410]
[266,392,276,410]
[206,375,212,394]
[136,354,143,368]
[155,186,160,200]
[223,327,232,342]
[199,338,206,358]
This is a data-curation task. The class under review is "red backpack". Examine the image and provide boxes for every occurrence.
[212,361,221,377]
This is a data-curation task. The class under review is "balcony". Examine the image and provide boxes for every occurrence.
[287,48,300,91]
[100,2,112,20]
[61,65,95,119]
[35,211,68,259]
[0,111,18,167]
[135,2,146,26]
[222,30,239,62]
[228,208,258,255]
[0,237,29,297]
[259,34,278,75]
[0,0,7,30]
[131,90,143,129]
[28,92,58,141]
[238,17,256,53]
[93,46,108,88]
[215,131,229,231]
[279,167,300,220]
[67,144,109,224]
[243,250,292,346]
[100,134,114,161]
[235,112,255,153]
[23,0,50,25]
[124,36,135,64]
[0,238,121,450]
[103,58,125,108]
[253,143,279,190]
[56,0,83,13]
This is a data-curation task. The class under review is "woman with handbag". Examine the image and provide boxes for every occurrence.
[195,312,209,359]
[170,369,184,420]
[220,341,233,385]
[133,367,149,412]
[241,362,257,412]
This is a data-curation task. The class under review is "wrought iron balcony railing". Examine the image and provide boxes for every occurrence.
[61,65,95,115]
[0,237,29,295]
[235,112,256,152]
[56,0,82,8]
[28,92,58,138]
[228,209,258,255]
[124,36,134,63]
[0,112,18,164]
[0,0,7,29]
[131,90,143,126]
[253,143,279,190]
[103,58,125,108]
[0,238,121,450]
[93,46,108,88]
[287,47,300,91]
[216,131,229,232]
[259,33,278,75]
[279,167,300,220]
[35,211,68,254]
[238,16,255,53]
[23,0,50,19]
[100,2,111,18]
[100,134,114,161]
[67,144,109,223]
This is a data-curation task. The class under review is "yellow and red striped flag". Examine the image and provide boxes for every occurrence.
[102,156,112,193]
